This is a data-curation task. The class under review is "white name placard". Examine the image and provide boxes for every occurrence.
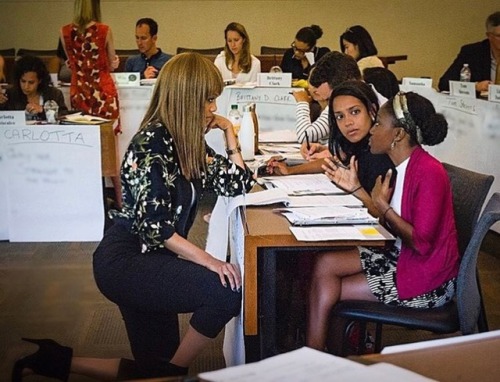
[488,84,500,103]
[111,72,140,87]
[402,77,433,87]
[0,111,25,126]
[257,73,292,87]
[449,80,476,99]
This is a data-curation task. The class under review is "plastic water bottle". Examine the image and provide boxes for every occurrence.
[227,104,242,137]
[239,104,255,161]
[460,64,471,82]
[44,100,59,124]
[249,103,259,154]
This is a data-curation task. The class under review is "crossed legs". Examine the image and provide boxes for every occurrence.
[306,247,377,351]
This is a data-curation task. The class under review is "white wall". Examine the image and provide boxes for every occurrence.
[0,0,498,86]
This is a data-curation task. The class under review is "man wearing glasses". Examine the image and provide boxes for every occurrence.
[439,11,500,92]
[280,25,330,80]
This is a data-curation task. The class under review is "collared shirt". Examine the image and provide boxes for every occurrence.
[490,50,498,83]
[124,48,172,79]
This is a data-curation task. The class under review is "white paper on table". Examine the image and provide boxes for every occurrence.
[289,225,387,242]
[261,173,345,195]
[279,206,378,226]
[287,194,363,207]
[199,347,435,382]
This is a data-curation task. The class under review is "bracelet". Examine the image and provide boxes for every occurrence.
[349,185,362,194]
[383,206,393,219]
[226,144,241,155]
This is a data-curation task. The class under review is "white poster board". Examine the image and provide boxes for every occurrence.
[0,124,104,241]
[217,86,298,142]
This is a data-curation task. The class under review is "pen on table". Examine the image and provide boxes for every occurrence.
[305,131,311,151]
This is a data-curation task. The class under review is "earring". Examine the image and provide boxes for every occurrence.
[390,139,396,150]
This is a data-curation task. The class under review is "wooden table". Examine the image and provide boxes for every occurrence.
[243,205,393,361]
[379,55,408,68]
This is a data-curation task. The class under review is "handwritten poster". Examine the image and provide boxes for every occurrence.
[0,124,104,241]
[218,87,298,142]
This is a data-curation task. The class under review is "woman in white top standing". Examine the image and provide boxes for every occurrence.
[214,22,261,84]
[340,25,384,74]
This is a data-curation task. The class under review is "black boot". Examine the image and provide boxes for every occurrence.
[12,338,73,382]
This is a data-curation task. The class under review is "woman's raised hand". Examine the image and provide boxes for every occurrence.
[371,169,394,212]
[322,155,361,193]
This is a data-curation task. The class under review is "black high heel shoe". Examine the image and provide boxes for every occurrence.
[12,338,73,382]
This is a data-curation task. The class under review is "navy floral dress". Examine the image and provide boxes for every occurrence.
[110,121,255,253]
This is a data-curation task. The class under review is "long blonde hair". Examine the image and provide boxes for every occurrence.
[73,0,102,33]
[224,22,252,73]
[140,53,224,180]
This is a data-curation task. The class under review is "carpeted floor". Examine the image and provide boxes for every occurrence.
[0,192,499,381]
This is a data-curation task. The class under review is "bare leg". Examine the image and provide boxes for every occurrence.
[18,357,121,381]
[70,358,121,381]
[170,325,212,367]
[306,248,376,350]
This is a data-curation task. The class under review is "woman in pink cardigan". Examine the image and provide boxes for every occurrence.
[307,91,459,351]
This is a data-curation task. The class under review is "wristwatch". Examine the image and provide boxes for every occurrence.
[226,144,241,155]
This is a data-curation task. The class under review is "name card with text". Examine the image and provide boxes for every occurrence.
[111,72,140,87]
[0,111,25,126]
[488,84,500,103]
[257,73,292,87]
[402,77,433,87]
[449,81,476,99]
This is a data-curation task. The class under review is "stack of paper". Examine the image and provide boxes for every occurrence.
[198,347,435,382]
[60,112,111,125]
[260,173,346,195]
[289,225,388,242]
[277,206,378,226]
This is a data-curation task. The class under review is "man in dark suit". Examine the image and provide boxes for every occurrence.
[439,11,500,92]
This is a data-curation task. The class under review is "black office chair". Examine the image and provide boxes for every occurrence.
[176,47,223,55]
[0,48,16,56]
[327,164,494,356]
[260,46,288,55]
[17,48,58,57]
[115,49,139,56]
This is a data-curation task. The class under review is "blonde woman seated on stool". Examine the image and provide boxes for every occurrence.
[214,22,261,84]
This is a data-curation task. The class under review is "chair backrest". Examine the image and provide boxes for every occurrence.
[115,49,139,56]
[0,48,16,56]
[176,47,223,55]
[17,48,58,57]
[260,46,288,55]
[443,163,494,256]
[457,192,500,334]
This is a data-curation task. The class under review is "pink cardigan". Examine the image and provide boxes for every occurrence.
[396,147,459,299]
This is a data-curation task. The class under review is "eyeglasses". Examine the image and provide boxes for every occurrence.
[291,42,312,54]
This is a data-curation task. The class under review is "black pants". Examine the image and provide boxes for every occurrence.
[93,224,241,378]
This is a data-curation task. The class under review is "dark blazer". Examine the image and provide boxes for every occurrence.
[438,39,492,91]
[280,46,330,80]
